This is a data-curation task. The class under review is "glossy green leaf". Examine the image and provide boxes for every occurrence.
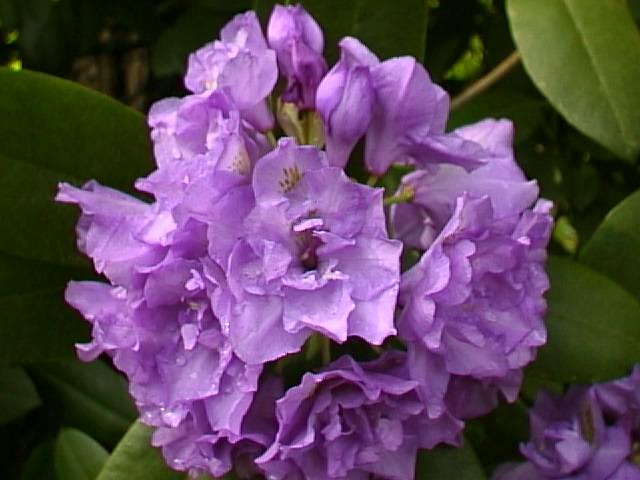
[95,421,183,480]
[530,256,640,383]
[416,440,486,479]
[507,0,640,160]
[254,0,429,63]
[580,190,640,302]
[29,360,136,447]
[0,250,90,363]
[0,365,41,425]
[54,428,108,480]
[0,68,151,363]
[0,68,151,266]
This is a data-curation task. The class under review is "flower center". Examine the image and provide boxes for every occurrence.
[293,216,324,272]
[297,230,322,271]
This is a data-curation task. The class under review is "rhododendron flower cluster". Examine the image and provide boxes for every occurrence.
[57,5,552,479]
[494,367,640,480]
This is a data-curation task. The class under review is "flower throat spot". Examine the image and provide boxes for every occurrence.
[232,149,251,176]
[579,405,595,445]
[279,165,303,193]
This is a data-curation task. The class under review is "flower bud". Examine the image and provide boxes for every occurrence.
[316,37,377,168]
[268,4,327,109]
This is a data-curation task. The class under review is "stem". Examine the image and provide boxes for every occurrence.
[450,51,521,111]
[266,130,277,148]
[383,186,415,206]
[321,336,331,365]
[366,175,379,187]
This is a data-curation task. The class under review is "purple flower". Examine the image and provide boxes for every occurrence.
[364,55,483,175]
[56,179,270,477]
[315,36,484,174]
[268,4,327,109]
[593,365,640,418]
[316,37,376,169]
[494,383,640,480]
[399,194,552,417]
[141,90,269,208]
[152,375,282,478]
[391,119,539,250]
[208,138,402,364]
[257,352,462,480]
[184,11,278,131]
[56,181,172,288]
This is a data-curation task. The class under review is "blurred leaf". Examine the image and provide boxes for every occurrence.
[29,360,136,447]
[444,34,484,82]
[571,162,600,211]
[255,0,429,63]
[0,0,75,73]
[552,216,579,254]
[0,252,86,297]
[54,428,108,480]
[507,0,640,160]
[521,369,563,402]
[465,401,529,471]
[416,439,486,479]
[0,285,88,364]
[448,89,545,143]
[580,189,640,302]
[21,440,57,480]
[529,256,640,383]
[151,6,236,77]
[95,421,183,480]
[518,146,569,210]
[0,365,41,425]
[423,0,484,83]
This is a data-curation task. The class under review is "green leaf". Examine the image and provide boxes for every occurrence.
[0,68,151,266]
[0,365,41,425]
[580,190,640,302]
[95,421,183,480]
[54,428,108,480]
[507,0,640,160]
[255,0,429,63]
[0,285,89,364]
[0,252,90,363]
[416,440,486,479]
[530,256,640,383]
[29,360,136,447]
[465,401,529,470]
[0,68,151,363]
[21,440,57,480]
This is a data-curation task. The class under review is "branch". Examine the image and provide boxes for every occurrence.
[450,51,522,111]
